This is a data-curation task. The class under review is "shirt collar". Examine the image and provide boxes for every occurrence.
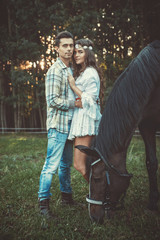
[57,58,72,69]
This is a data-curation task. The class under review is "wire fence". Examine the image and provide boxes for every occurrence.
[0,128,160,137]
[0,128,47,134]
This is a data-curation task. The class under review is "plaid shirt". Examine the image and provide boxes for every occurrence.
[45,58,75,133]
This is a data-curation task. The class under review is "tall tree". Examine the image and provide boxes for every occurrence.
[0,0,160,130]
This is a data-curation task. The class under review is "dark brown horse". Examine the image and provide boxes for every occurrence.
[77,40,160,224]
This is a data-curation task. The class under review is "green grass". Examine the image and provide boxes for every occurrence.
[0,134,160,240]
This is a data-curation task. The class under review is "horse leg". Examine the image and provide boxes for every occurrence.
[139,121,159,211]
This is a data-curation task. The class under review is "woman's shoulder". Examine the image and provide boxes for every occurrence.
[83,67,99,79]
[84,67,97,74]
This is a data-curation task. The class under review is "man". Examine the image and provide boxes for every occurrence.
[38,31,82,218]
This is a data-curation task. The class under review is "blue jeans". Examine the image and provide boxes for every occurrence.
[38,123,73,200]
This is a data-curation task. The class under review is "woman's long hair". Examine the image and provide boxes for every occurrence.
[73,39,104,108]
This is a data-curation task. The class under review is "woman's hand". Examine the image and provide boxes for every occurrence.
[68,73,76,89]
[68,73,82,98]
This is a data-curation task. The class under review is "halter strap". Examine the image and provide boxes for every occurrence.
[86,195,104,205]
[94,147,133,178]
[91,158,101,166]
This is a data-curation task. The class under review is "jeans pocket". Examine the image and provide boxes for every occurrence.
[48,128,68,143]
[48,128,57,139]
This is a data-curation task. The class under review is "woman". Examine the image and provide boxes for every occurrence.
[68,39,102,182]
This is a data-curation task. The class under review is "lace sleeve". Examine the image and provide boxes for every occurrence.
[81,92,101,120]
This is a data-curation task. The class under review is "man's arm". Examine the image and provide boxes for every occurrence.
[45,67,75,110]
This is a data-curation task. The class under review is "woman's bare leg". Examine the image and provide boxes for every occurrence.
[74,135,94,182]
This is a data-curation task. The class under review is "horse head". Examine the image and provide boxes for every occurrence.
[76,145,133,224]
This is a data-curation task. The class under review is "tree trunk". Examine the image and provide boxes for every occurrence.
[0,71,7,131]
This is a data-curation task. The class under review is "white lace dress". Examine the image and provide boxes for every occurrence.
[68,67,102,140]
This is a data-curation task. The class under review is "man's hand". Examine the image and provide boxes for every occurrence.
[75,99,82,108]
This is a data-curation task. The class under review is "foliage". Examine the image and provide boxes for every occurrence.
[0,134,160,239]
[0,0,160,129]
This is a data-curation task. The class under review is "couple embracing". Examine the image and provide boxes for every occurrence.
[38,31,102,218]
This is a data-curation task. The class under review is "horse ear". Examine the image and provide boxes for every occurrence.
[75,145,99,158]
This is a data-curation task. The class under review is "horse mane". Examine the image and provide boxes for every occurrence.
[95,40,160,162]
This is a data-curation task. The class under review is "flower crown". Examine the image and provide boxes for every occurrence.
[75,44,93,50]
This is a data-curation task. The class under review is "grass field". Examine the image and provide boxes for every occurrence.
[0,134,160,240]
